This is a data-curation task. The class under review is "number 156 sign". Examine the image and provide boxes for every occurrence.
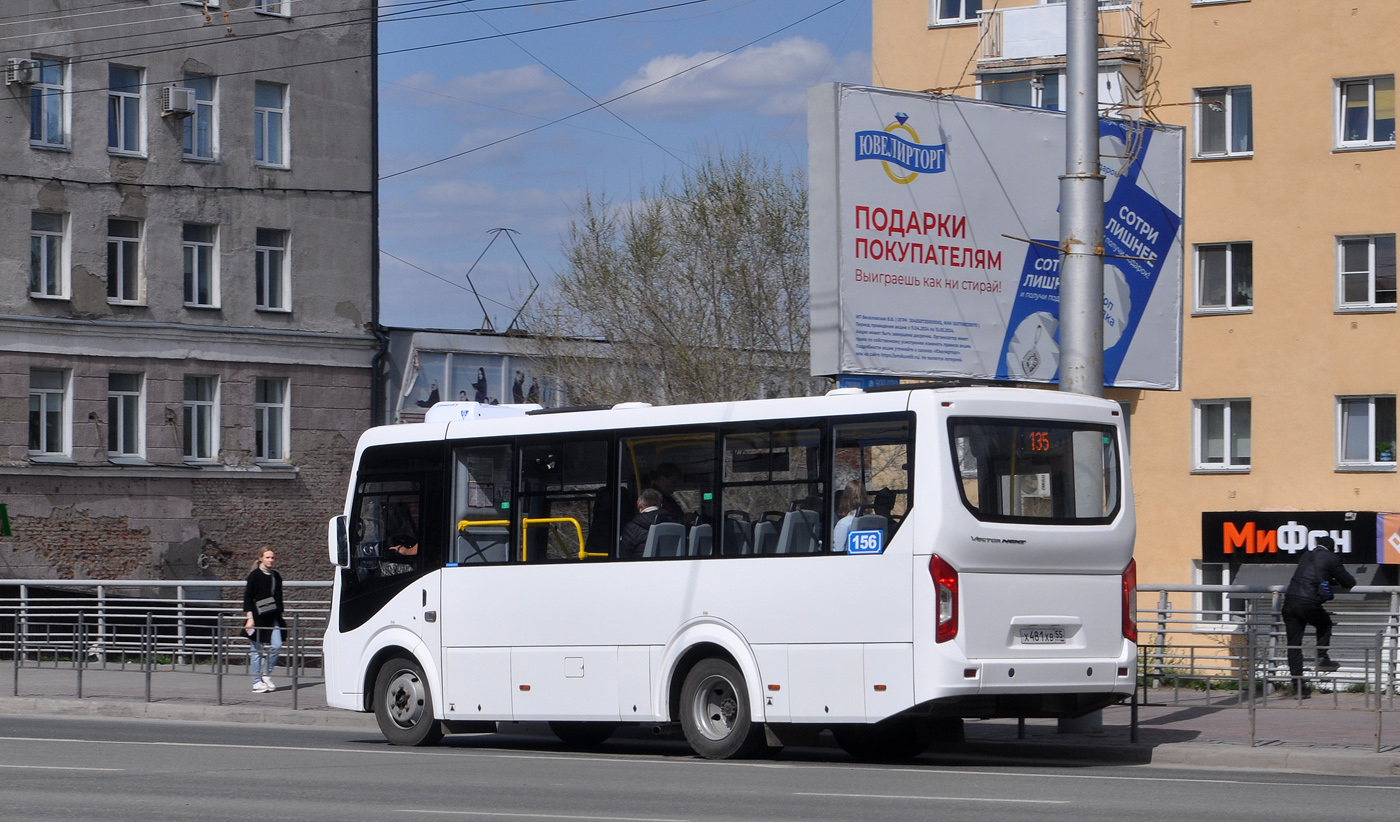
[848,530,884,555]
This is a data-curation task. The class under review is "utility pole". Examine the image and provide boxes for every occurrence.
[1058,0,1105,398]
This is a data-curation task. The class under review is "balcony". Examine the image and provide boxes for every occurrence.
[978,1,1145,66]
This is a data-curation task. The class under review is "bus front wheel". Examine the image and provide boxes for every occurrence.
[679,658,763,760]
[374,656,443,747]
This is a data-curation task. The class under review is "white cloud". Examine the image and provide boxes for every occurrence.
[388,65,574,119]
[607,37,862,118]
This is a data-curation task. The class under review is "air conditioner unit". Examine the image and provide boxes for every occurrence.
[5,58,36,86]
[161,85,197,116]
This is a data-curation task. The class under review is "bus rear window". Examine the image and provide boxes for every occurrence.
[950,418,1120,524]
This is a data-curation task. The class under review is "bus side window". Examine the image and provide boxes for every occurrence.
[453,444,514,564]
[833,421,911,547]
[518,439,608,561]
[721,427,825,554]
[619,432,717,559]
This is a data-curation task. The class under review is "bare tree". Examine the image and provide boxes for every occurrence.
[530,148,820,406]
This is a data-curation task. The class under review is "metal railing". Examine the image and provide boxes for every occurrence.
[1136,584,1400,751]
[2,580,332,708]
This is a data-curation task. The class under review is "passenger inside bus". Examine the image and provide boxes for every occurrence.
[832,480,866,551]
[648,463,685,522]
[619,488,677,558]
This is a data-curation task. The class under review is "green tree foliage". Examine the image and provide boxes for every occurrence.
[531,148,818,406]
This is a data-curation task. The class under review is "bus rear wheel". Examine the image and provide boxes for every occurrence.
[549,721,617,747]
[374,656,443,747]
[679,658,763,760]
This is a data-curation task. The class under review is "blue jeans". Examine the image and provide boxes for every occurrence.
[251,627,283,681]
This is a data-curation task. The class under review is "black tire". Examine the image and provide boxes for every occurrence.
[374,656,443,747]
[834,717,931,762]
[678,658,764,760]
[549,721,618,747]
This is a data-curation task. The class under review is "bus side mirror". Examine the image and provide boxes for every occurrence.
[329,515,350,567]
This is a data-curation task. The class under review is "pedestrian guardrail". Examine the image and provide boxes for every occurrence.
[1136,584,1400,752]
[2,580,331,709]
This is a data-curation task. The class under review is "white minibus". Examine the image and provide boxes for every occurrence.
[324,386,1136,759]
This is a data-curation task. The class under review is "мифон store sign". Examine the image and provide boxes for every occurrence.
[1202,511,1400,564]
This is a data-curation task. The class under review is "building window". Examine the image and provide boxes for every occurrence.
[1195,242,1252,312]
[30,212,66,299]
[981,71,1061,111]
[1337,234,1397,310]
[29,57,66,148]
[107,218,141,304]
[932,0,981,25]
[255,378,289,461]
[1194,399,1251,471]
[1195,86,1252,157]
[183,223,218,308]
[182,75,216,160]
[108,65,143,154]
[108,373,144,458]
[1337,76,1395,149]
[254,0,287,15]
[183,376,218,461]
[1194,561,1243,624]
[1338,396,1397,469]
[254,228,288,310]
[29,369,67,456]
[254,82,288,167]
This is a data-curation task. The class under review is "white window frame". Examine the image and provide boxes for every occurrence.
[30,212,67,300]
[1336,395,1397,471]
[931,0,982,27]
[253,1,289,18]
[108,372,145,459]
[107,218,143,304]
[29,369,70,458]
[182,75,217,161]
[1194,86,1252,158]
[1193,561,1244,628]
[255,377,290,462]
[1336,234,1397,311]
[1336,76,1396,150]
[254,228,289,311]
[29,56,67,149]
[183,223,219,308]
[1192,399,1251,472]
[1194,241,1252,313]
[183,375,220,462]
[107,64,144,156]
[253,81,289,168]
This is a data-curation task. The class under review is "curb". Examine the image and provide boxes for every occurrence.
[0,696,378,731]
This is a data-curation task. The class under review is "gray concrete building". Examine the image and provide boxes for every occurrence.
[0,2,377,584]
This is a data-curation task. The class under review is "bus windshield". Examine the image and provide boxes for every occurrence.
[950,418,1120,524]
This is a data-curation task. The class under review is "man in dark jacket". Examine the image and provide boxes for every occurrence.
[1282,534,1357,696]
[619,488,675,558]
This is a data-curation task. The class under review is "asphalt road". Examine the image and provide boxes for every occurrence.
[2,716,1399,822]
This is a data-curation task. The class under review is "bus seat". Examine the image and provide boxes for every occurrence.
[688,523,713,556]
[722,519,752,555]
[643,522,686,558]
[851,514,888,534]
[753,521,779,555]
[776,509,821,554]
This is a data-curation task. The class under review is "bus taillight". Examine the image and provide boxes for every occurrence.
[929,554,958,643]
[1122,558,1137,643]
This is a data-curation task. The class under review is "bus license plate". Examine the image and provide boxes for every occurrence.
[1017,626,1066,645]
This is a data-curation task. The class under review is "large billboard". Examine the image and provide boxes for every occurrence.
[809,84,1185,389]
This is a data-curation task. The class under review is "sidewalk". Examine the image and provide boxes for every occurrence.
[2,665,1397,776]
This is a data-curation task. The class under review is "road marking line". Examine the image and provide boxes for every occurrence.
[795,791,1067,805]
[397,811,686,821]
[0,764,124,772]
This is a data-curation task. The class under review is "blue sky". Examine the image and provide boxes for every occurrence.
[376,0,872,331]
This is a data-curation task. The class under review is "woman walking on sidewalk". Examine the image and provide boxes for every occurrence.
[242,549,285,693]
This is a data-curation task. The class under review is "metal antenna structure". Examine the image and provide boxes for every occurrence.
[460,228,540,333]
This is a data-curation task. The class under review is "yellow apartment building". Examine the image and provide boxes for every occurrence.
[870,0,1400,610]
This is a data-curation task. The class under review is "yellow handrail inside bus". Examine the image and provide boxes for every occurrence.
[457,519,510,532]
[520,517,585,562]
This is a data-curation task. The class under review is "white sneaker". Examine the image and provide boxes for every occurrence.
[261,676,276,691]
[253,680,269,693]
